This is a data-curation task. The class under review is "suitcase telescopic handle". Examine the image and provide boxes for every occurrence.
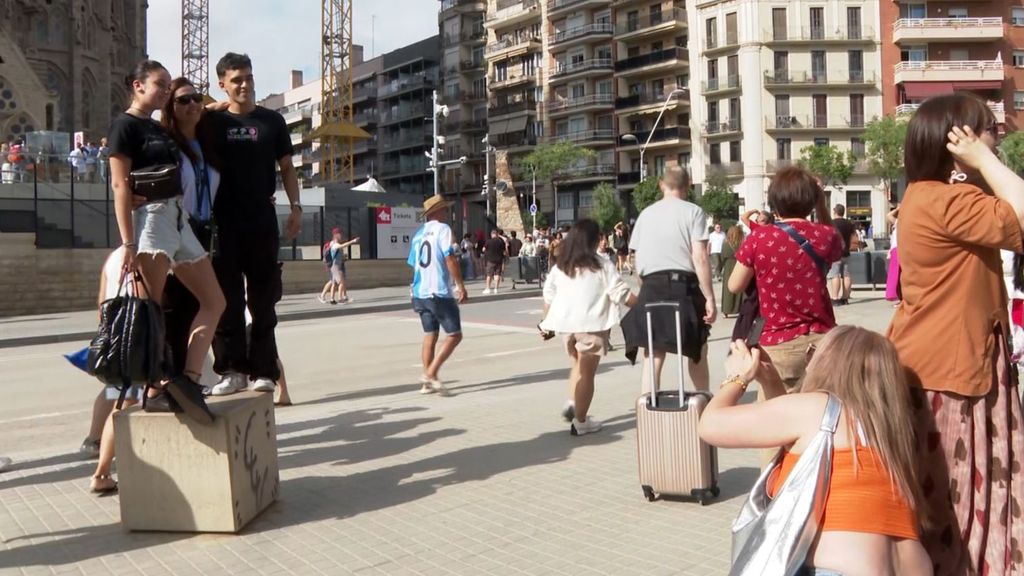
[644,301,685,408]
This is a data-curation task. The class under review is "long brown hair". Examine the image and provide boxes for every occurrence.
[800,326,930,528]
[160,77,221,170]
[555,218,602,278]
[725,225,743,248]
[905,93,995,183]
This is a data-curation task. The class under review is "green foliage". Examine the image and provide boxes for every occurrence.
[863,115,908,192]
[632,177,661,213]
[799,144,856,190]
[365,201,386,208]
[1000,132,1024,175]
[521,208,548,230]
[697,173,740,222]
[590,182,625,232]
[518,142,597,183]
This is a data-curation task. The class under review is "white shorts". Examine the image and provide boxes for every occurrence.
[132,197,206,265]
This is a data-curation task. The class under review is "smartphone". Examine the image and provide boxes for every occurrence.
[746,316,765,348]
[537,323,556,341]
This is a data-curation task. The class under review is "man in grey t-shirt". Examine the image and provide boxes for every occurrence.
[622,166,716,392]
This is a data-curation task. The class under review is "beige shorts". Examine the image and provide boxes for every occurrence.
[563,330,610,357]
[760,332,826,391]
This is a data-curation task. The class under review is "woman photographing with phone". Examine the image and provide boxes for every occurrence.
[107,60,224,423]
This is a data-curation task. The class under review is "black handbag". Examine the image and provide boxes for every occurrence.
[87,272,166,408]
[129,164,181,201]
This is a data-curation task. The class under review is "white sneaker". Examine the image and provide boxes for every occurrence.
[482,288,491,295]
[211,372,248,396]
[421,377,451,397]
[252,377,276,393]
[317,295,327,304]
[571,417,602,436]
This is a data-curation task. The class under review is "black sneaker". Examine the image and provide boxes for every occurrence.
[165,376,216,425]
[143,389,182,414]
[840,298,850,306]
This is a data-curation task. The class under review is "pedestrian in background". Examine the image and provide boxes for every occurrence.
[84,141,98,183]
[409,195,468,396]
[612,222,630,274]
[828,204,856,306]
[719,225,744,318]
[508,230,523,257]
[97,137,110,184]
[540,219,636,436]
[621,166,716,393]
[885,206,901,305]
[708,223,726,280]
[460,233,476,280]
[519,234,537,258]
[483,228,507,295]
[68,145,86,182]
[320,227,358,305]
[728,166,841,391]
[888,93,1024,574]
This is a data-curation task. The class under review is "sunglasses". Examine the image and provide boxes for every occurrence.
[174,93,204,105]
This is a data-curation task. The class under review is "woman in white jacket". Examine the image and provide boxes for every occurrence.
[540,219,636,436]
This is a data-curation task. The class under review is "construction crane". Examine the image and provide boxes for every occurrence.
[181,0,210,96]
[309,0,369,184]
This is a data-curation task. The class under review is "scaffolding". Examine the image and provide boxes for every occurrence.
[315,0,359,183]
[181,0,210,95]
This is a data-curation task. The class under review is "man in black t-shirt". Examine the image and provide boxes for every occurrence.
[508,230,523,257]
[206,52,302,397]
[483,229,507,294]
[828,203,855,305]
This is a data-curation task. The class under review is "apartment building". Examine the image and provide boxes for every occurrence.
[692,0,887,229]
[546,0,617,222]
[881,1,1017,129]
[484,0,546,208]
[260,71,322,188]
[439,0,490,203]
[351,57,384,181]
[612,0,693,215]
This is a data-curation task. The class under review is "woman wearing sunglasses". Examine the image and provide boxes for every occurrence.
[107,61,224,423]
[889,93,1024,574]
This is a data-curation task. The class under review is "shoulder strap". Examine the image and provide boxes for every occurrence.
[776,222,828,275]
[819,393,843,434]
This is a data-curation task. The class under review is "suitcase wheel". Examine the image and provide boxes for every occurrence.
[692,486,719,505]
[641,485,656,502]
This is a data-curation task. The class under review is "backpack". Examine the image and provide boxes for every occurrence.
[323,242,333,266]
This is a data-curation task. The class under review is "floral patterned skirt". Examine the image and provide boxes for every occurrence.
[912,330,1024,576]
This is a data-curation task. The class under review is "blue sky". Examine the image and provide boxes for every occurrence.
[147,0,440,96]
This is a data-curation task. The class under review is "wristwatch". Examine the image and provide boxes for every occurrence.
[290,203,303,212]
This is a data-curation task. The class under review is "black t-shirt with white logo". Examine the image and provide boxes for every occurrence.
[206,107,293,224]
[107,112,180,172]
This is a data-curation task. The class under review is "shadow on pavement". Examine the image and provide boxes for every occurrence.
[259,414,637,530]
[0,460,95,491]
[0,523,189,569]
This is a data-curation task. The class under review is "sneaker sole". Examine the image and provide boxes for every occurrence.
[252,385,276,393]
[165,382,215,425]
[211,386,244,396]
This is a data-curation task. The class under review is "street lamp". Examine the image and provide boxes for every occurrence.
[620,133,642,181]
[481,134,495,220]
[427,90,466,196]
[621,88,687,182]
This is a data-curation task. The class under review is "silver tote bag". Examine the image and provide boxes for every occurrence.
[729,393,842,576]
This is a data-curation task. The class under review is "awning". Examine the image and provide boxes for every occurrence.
[489,116,529,135]
[903,82,953,99]
[488,119,509,136]
[952,80,1003,91]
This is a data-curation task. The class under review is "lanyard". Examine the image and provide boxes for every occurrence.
[190,141,210,222]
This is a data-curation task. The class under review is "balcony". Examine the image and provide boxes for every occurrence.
[704,118,741,137]
[615,46,687,75]
[763,26,877,45]
[352,84,377,103]
[702,75,740,95]
[460,91,487,103]
[704,32,740,54]
[550,129,616,145]
[893,60,1004,84]
[559,163,617,182]
[546,93,615,116]
[460,59,485,72]
[486,0,540,29]
[492,132,538,149]
[547,0,608,16]
[445,117,488,133]
[897,100,1006,123]
[488,98,537,117]
[282,106,312,125]
[380,104,426,126]
[485,34,542,58]
[381,157,430,178]
[353,111,378,127]
[765,114,867,132]
[549,58,614,81]
[617,170,643,186]
[441,0,486,17]
[380,131,431,151]
[290,132,304,146]
[618,126,691,148]
[706,162,744,178]
[615,7,687,41]
[443,28,487,47]
[548,22,614,47]
[764,70,878,89]
[489,70,539,90]
[353,138,378,154]
[379,77,434,98]
[614,91,689,113]
[893,18,1003,43]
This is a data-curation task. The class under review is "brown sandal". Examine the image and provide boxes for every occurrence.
[90,474,118,494]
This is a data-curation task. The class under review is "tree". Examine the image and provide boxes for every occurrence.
[521,208,548,231]
[632,176,661,214]
[799,144,856,191]
[590,182,625,231]
[863,115,908,202]
[518,142,596,212]
[697,172,740,222]
[1001,131,1024,175]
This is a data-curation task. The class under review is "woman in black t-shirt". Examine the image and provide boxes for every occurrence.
[107,60,222,424]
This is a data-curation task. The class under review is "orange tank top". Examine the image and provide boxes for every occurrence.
[767,447,919,540]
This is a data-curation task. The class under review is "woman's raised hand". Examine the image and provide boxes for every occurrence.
[946,125,996,173]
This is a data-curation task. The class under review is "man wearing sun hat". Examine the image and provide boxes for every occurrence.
[408,195,468,396]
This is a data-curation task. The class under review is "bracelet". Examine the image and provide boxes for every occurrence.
[123,241,136,248]
[721,375,749,393]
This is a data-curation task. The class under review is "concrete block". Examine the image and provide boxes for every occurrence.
[113,391,279,533]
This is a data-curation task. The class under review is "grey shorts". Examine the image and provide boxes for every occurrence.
[133,197,206,265]
[826,257,849,279]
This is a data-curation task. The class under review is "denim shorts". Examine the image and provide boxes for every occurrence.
[133,197,206,265]
[826,257,849,280]
[412,297,462,334]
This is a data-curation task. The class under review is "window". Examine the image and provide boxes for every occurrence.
[597,46,612,60]
[774,51,789,81]
[707,58,718,90]
[654,155,666,176]
[678,152,691,168]
[495,61,508,82]
[651,41,663,52]
[627,10,639,32]
[1015,51,1024,67]
[775,95,791,124]
[847,7,861,39]
[650,3,663,24]
[727,55,738,86]
[729,97,741,128]
[811,51,826,82]
[901,3,926,18]
[706,17,718,49]
[850,94,864,127]
[813,94,827,127]
[729,140,741,163]
[579,191,593,209]
[851,137,865,158]
[629,82,644,95]
[772,8,787,41]
[628,46,640,58]
[901,46,927,62]
[571,83,585,98]
[708,100,719,124]
[557,193,574,209]
[710,142,721,164]
[810,7,824,40]
[597,79,613,94]
[951,49,970,61]
[726,12,738,45]
[814,137,830,147]
[949,7,968,18]
[1015,7,1024,26]
[1015,91,1024,110]
[848,50,864,82]
[652,78,665,98]
[777,138,792,160]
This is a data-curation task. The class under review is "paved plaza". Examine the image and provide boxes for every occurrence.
[0,286,893,575]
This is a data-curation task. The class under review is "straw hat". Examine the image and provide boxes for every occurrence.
[422,194,452,217]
